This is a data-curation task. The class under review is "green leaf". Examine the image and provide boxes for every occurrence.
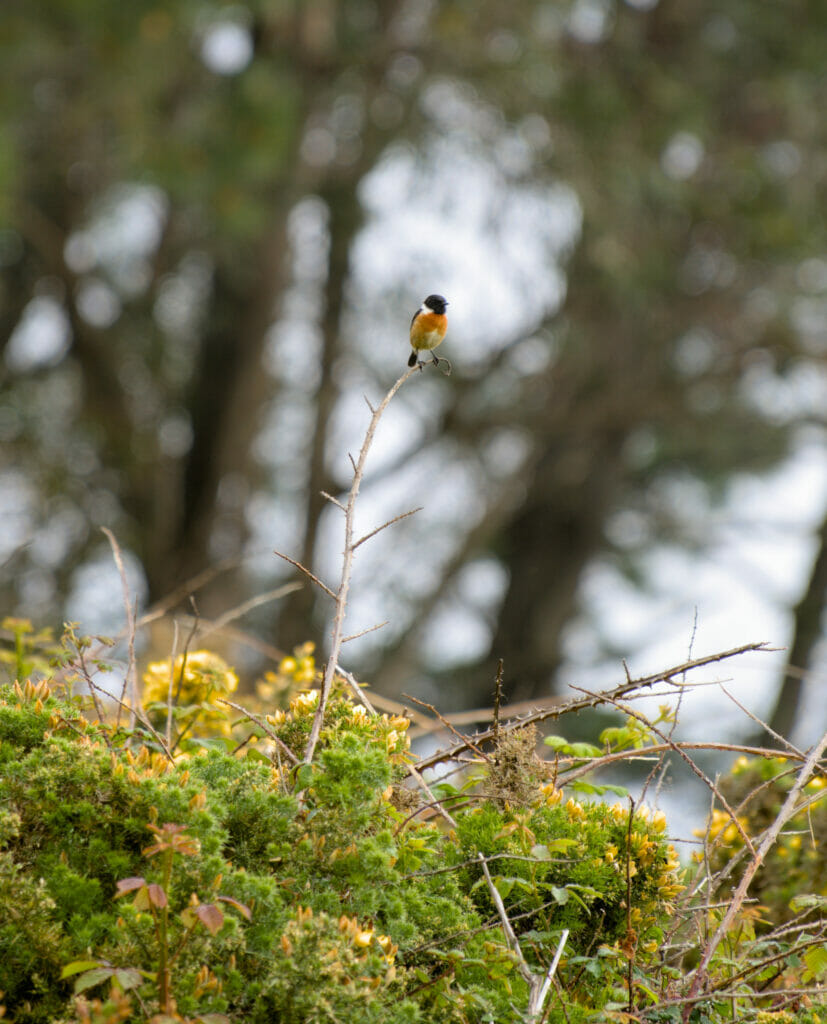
[549,886,569,905]
[294,763,315,790]
[542,736,601,757]
[545,837,578,854]
[74,967,115,993]
[530,843,552,860]
[567,742,602,758]
[61,960,103,979]
[790,894,827,912]
[571,780,629,797]
[493,876,514,899]
[803,944,827,980]
[113,968,143,991]
[245,746,272,763]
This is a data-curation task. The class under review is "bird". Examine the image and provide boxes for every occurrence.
[408,294,449,370]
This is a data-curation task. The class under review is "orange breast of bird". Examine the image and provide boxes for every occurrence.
[410,311,447,351]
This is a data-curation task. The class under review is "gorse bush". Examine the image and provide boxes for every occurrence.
[0,637,825,1022]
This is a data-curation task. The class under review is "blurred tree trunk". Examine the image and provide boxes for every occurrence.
[768,509,827,741]
[276,182,364,648]
[152,213,292,607]
[490,440,622,700]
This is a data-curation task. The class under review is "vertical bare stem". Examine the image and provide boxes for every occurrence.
[303,365,419,764]
[101,527,137,730]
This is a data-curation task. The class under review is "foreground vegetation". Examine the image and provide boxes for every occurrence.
[1,623,825,1022]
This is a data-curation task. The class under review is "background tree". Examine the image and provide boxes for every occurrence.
[1,0,826,737]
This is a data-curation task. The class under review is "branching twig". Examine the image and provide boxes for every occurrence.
[101,527,137,731]
[341,620,388,644]
[272,550,336,600]
[217,698,299,765]
[352,507,422,550]
[405,693,492,764]
[477,853,568,1021]
[682,726,827,1019]
[570,685,755,855]
[414,642,773,772]
[302,364,421,764]
[195,583,303,640]
[334,664,377,715]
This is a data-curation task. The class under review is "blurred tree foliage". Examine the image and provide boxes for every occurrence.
[1,0,826,733]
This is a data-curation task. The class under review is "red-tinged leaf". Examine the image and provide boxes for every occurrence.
[194,902,224,935]
[61,960,103,979]
[74,966,115,993]
[116,877,147,896]
[147,883,168,908]
[216,895,252,920]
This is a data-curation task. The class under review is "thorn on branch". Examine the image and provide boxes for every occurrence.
[273,549,336,600]
[353,507,422,550]
[320,490,346,512]
[341,620,388,643]
[493,659,504,746]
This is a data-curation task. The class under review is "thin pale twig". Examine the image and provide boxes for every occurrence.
[165,619,180,751]
[536,929,569,1019]
[477,853,531,983]
[303,364,420,764]
[218,698,299,765]
[273,549,336,599]
[196,583,302,639]
[353,507,423,550]
[101,527,137,730]
[404,693,492,764]
[571,685,755,855]
[341,620,389,643]
[334,665,378,715]
[682,727,827,1018]
[320,490,346,512]
[720,684,804,757]
[407,762,458,829]
[414,642,774,773]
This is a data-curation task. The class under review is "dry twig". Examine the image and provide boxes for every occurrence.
[477,853,568,1021]
[302,364,421,764]
[682,726,827,1018]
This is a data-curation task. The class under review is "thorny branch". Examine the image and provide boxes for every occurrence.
[302,364,422,764]
[413,641,773,772]
[682,726,827,1018]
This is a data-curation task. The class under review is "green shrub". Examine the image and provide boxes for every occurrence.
[1,672,823,1023]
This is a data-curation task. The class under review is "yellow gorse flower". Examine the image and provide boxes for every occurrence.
[694,809,747,846]
[290,689,320,717]
[538,782,564,807]
[143,650,238,706]
[257,642,319,701]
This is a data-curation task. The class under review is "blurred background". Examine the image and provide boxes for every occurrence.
[2,0,827,754]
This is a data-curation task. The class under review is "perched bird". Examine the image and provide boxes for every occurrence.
[408,294,449,369]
